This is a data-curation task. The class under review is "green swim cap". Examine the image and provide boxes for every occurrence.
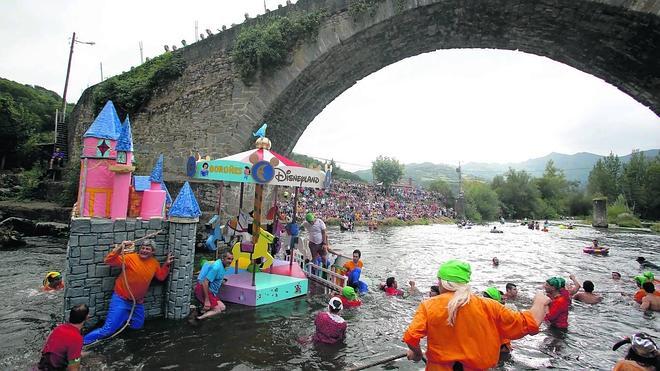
[643,271,655,281]
[305,212,315,222]
[200,258,209,269]
[546,277,565,289]
[437,260,471,283]
[342,286,357,301]
[484,287,502,302]
[635,275,648,285]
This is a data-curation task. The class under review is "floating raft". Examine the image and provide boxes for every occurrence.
[218,259,308,306]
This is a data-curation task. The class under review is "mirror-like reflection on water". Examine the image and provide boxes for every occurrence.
[1,225,658,369]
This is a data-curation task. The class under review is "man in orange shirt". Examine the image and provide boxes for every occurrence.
[342,249,363,275]
[83,239,173,345]
[403,259,549,370]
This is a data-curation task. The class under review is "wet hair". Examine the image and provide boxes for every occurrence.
[505,283,516,291]
[69,304,89,324]
[637,257,646,263]
[430,285,440,295]
[386,277,396,288]
[642,281,655,294]
[583,280,595,293]
[612,272,621,278]
[352,249,361,258]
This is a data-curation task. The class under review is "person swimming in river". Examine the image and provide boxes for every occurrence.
[380,277,417,297]
[43,271,64,291]
[637,257,660,270]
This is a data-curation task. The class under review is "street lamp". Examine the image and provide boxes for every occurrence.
[61,32,95,123]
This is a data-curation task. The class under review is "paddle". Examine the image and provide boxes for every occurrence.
[348,352,427,371]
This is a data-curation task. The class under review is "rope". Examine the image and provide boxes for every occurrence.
[84,229,163,349]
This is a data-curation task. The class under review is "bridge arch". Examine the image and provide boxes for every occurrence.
[71,0,660,179]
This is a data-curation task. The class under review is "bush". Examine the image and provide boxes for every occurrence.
[56,161,81,207]
[18,162,46,199]
[608,194,632,223]
[93,53,186,115]
[651,223,660,233]
[615,213,642,228]
[232,12,325,81]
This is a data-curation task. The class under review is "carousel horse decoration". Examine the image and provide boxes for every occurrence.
[222,209,253,243]
[231,227,276,270]
[205,214,224,251]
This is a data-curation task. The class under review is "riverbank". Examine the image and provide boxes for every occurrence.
[0,200,71,223]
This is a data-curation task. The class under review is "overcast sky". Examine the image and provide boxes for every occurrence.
[1,0,658,171]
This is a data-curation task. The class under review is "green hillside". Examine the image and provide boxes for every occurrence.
[354,149,660,189]
[0,77,72,169]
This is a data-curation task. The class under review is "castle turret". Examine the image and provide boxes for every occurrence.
[140,154,167,219]
[109,115,135,219]
[78,101,122,217]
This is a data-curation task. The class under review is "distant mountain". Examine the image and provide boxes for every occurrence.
[353,149,660,188]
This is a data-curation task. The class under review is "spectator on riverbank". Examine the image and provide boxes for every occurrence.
[39,304,88,370]
[49,147,65,169]
[573,280,602,304]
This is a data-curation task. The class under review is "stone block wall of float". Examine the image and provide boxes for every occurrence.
[63,217,197,327]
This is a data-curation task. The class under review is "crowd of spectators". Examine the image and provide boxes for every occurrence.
[278,179,454,223]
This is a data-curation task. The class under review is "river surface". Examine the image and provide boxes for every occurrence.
[1,224,658,370]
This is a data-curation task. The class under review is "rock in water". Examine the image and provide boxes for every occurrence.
[0,217,36,235]
[0,226,26,248]
[34,222,69,237]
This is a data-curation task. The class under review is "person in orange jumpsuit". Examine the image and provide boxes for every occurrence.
[402,259,550,370]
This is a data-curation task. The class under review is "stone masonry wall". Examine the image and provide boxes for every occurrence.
[63,217,195,326]
[165,217,198,319]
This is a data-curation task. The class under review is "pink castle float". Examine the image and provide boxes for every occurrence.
[76,101,169,219]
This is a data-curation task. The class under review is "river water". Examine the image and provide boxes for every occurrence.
[1,224,658,370]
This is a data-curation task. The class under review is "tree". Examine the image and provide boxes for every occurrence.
[587,153,622,202]
[620,150,648,216]
[536,160,570,217]
[645,155,660,219]
[491,168,541,219]
[372,155,404,192]
[464,181,500,221]
[428,178,454,202]
[0,94,39,169]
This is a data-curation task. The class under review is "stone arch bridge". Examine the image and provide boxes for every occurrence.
[70,0,660,181]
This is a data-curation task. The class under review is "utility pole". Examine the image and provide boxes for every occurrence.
[139,41,144,64]
[100,62,103,81]
[61,32,76,123]
[455,162,465,220]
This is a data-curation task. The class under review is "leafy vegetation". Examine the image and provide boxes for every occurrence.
[93,52,186,115]
[0,78,71,169]
[372,155,404,192]
[348,0,384,17]
[463,180,500,222]
[231,12,325,81]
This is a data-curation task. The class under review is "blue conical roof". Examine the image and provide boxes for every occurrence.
[161,181,172,206]
[169,182,201,218]
[150,154,163,183]
[84,101,121,139]
[116,115,133,151]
